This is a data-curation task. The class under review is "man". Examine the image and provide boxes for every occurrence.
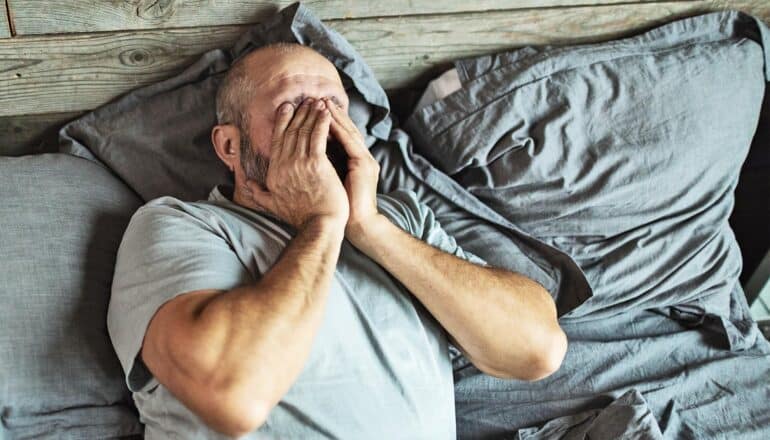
[107,42,567,439]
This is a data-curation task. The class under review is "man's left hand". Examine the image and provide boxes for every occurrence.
[321,103,566,381]
[324,97,382,243]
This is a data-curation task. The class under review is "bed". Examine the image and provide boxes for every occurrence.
[1,1,769,439]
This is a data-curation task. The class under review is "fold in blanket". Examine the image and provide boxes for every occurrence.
[400,10,769,324]
[58,3,770,438]
[389,10,770,438]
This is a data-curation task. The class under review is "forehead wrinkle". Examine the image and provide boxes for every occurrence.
[242,45,341,86]
[271,71,342,90]
[250,55,342,85]
[272,74,347,105]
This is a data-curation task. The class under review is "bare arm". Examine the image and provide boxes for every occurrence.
[347,215,567,381]
[323,97,567,382]
[144,216,344,436]
[142,98,349,437]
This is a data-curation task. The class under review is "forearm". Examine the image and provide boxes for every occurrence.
[350,215,566,380]
[190,216,344,411]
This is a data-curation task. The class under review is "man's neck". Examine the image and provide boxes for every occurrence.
[231,187,254,209]
[232,185,272,217]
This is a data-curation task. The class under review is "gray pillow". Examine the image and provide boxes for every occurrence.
[58,2,391,204]
[0,154,144,439]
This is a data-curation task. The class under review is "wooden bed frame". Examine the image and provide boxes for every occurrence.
[0,0,767,157]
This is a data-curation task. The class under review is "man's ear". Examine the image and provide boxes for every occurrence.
[211,124,240,172]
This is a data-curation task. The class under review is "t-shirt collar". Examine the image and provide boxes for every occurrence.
[207,183,296,233]
[208,183,234,203]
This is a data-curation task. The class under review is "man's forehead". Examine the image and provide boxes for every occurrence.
[269,72,342,92]
[249,74,345,113]
[239,48,348,126]
[248,48,342,88]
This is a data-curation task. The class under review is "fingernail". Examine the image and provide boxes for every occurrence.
[314,100,325,109]
[279,102,293,113]
[303,98,314,106]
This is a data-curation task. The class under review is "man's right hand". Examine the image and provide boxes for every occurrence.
[143,98,351,433]
[245,98,349,229]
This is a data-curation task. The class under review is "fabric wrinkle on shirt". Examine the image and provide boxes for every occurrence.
[107,183,488,439]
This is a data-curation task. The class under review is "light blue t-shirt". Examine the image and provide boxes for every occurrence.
[107,184,487,439]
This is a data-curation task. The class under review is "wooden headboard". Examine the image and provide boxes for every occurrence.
[0,0,767,156]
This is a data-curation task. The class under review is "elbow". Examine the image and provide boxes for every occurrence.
[479,325,568,382]
[179,358,273,438]
[207,385,272,438]
[522,325,568,382]
[223,420,266,439]
[179,372,269,437]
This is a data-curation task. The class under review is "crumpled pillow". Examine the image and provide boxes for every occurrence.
[0,153,144,439]
[58,2,392,203]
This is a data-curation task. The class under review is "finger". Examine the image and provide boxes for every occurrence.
[283,98,314,157]
[270,102,295,158]
[330,117,369,160]
[245,180,276,213]
[308,107,332,157]
[297,100,325,157]
[324,97,360,137]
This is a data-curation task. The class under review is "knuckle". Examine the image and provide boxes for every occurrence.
[308,160,322,174]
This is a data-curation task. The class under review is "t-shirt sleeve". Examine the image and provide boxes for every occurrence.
[376,189,489,267]
[107,200,252,394]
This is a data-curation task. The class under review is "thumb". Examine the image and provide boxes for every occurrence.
[245,180,276,214]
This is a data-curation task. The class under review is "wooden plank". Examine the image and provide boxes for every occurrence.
[1,0,11,38]
[331,0,769,91]
[0,111,81,156]
[7,0,669,36]
[1,0,768,154]
[0,25,245,118]
[2,0,767,118]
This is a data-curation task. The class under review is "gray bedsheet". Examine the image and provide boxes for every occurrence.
[379,10,770,438]
[58,3,770,438]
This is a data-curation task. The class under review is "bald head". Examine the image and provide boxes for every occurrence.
[211,42,350,202]
[215,42,346,135]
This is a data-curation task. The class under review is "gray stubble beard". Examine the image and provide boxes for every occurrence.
[239,128,270,190]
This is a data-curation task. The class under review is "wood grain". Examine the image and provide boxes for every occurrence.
[3,0,768,118]
[0,25,246,117]
[1,0,768,155]
[328,0,769,90]
[0,111,81,156]
[6,0,669,36]
[1,0,11,38]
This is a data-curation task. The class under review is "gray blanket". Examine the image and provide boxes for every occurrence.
[374,11,770,437]
[59,3,770,438]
